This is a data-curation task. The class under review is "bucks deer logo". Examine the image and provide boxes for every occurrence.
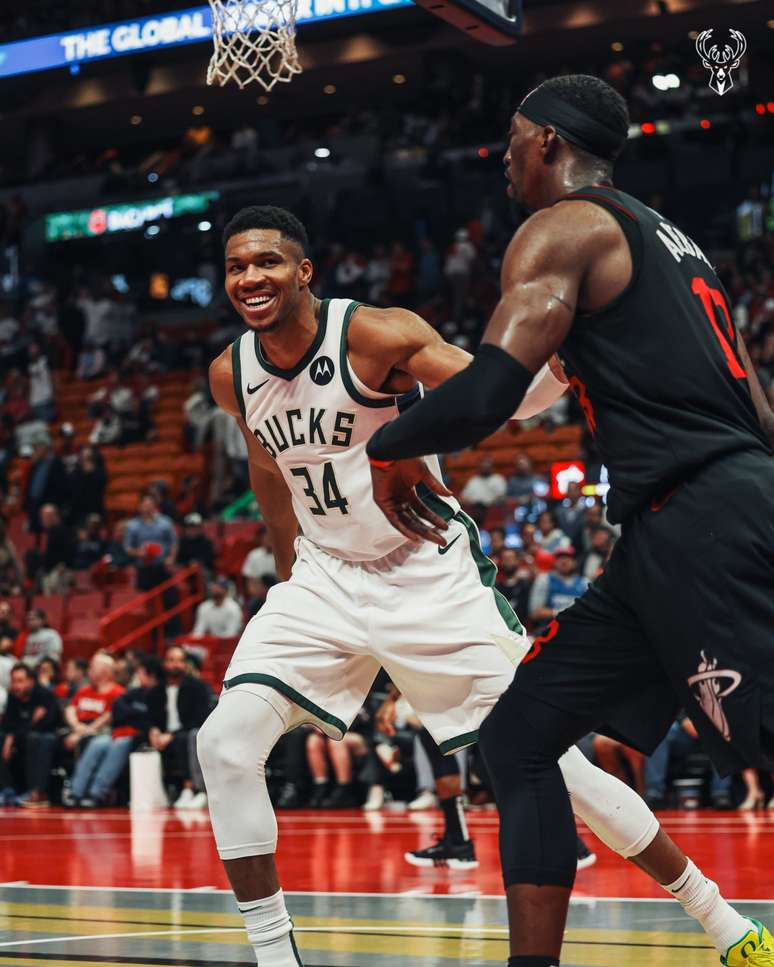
[695,29,746,96]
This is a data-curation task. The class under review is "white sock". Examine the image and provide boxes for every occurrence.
[664,859,752,955]
[237,889,302,965]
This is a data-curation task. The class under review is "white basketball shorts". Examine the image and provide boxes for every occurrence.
[223,512,528,754]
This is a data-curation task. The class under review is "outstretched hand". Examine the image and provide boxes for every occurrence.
[369,458,452,546]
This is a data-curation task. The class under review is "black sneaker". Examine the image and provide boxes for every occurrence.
[308,784,329,809]
[576,835,597,871]
[276,782,302,809]
[404,838,479,870]
[321,784,358,809]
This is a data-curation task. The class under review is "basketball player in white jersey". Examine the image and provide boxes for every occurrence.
[198,206,769,967]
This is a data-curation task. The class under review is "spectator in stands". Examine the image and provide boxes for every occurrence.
[241,528,277,593]
[54,657,88,706]
[0,524,23,596]
[26,504,74,594]
[495,547,533,621]
[123,493,177,592]
[0,662,60,807]
[21,609,63,664]
[534,509,569,552]
[0,600,18,644]
[24,439,68,531]
[35,656,60,691]
[528,546,587,634]
[55,423,79,472]
[72,514,107,570]
[592,734,645,796]
[0,631,16,696]
[147,481,180,524]
[75,341,107,382]
[460,457,507,523]
[67,446,107,525]
[102,519,133,570]
[645,716,733,810]
[183,378,214,451]
[61,652,125,754]
[444,227,477,321]
[581,526,615,581]
[88,370,134,418]
[26,342,55,423]
[177,513,215,574]
[0,304,22,371]
[147,645,211,809]
[577,501,617,554]
[245,574,276,619]
[89,402,122,446]
[554,481,586,547]
[192,577,244,639]
[120,394,153,445]
[488,527,506,566]
[64,655,162,808]
[506,455,544,503]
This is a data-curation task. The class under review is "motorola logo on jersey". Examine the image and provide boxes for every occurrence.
[310,356,335,385]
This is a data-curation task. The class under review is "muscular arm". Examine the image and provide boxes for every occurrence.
[209,350,298,581]
[367,202,612,461]
[347,304,567,420]
[737,333,774,449]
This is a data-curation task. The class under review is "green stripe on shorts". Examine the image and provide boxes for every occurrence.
[223,673,347,736]
[418,485,525,637]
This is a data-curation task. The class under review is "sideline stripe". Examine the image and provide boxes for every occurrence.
[1,884,773,904]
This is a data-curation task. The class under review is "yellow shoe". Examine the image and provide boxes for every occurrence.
[722,920,774,966]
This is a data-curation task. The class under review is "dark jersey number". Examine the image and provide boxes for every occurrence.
[290,462,349,516]
[691,277,747,379]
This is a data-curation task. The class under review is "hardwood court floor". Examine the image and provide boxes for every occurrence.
[0,807,772,965]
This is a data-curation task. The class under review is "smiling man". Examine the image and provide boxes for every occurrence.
[198,203,773,967]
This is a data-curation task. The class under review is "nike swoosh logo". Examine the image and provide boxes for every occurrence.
[247,379,270,394]
[438,534,462,555]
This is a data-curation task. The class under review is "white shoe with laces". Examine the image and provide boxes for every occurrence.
[174,788,195,809]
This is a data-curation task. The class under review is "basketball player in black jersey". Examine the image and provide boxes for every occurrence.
[367,75,774,966]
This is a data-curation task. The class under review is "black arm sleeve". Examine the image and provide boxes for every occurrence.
[366,344,535,461]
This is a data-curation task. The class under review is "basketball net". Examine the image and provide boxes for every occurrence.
[206,0,302,92]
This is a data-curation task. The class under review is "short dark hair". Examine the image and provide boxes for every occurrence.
[222,205,309,256]
[11,662,32,678]
[540,74,630,162]
[70,657,89,673]
[138,654,163,681]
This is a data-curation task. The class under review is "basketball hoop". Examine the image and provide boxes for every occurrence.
[206,0,302,92]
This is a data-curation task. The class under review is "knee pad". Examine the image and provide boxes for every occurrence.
[198,687,288,861]
[559,744,659,858]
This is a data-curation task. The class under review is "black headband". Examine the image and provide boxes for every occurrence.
[517,86,626,162]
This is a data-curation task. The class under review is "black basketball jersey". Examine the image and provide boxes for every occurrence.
[556,185,771,525]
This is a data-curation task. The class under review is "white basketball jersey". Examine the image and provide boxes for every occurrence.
[232,298,458,562]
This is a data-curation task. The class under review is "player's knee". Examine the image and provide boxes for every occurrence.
[197,695,276,785]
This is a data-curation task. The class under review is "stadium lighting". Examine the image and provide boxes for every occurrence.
[314,147,331,158]
[768,102,774,114]
[257,95,269,106]
[699,119,711,130]
[641,122,656,135]
[147,172,159,183]
[755,103,766,115]
[145,225,161,237]
[477,147,489,158]
[652,73,680,91]
[192,104,205,115]
[323,84,336,94]
[611,41,624,52]
[130,114,143,125]
[198,220,212,231]
[392,74,406,84]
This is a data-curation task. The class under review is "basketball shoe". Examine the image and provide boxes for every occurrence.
[404,838,479,870]
[722,919,774,966]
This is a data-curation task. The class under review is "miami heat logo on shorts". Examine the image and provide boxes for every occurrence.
[687,650,742,742]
